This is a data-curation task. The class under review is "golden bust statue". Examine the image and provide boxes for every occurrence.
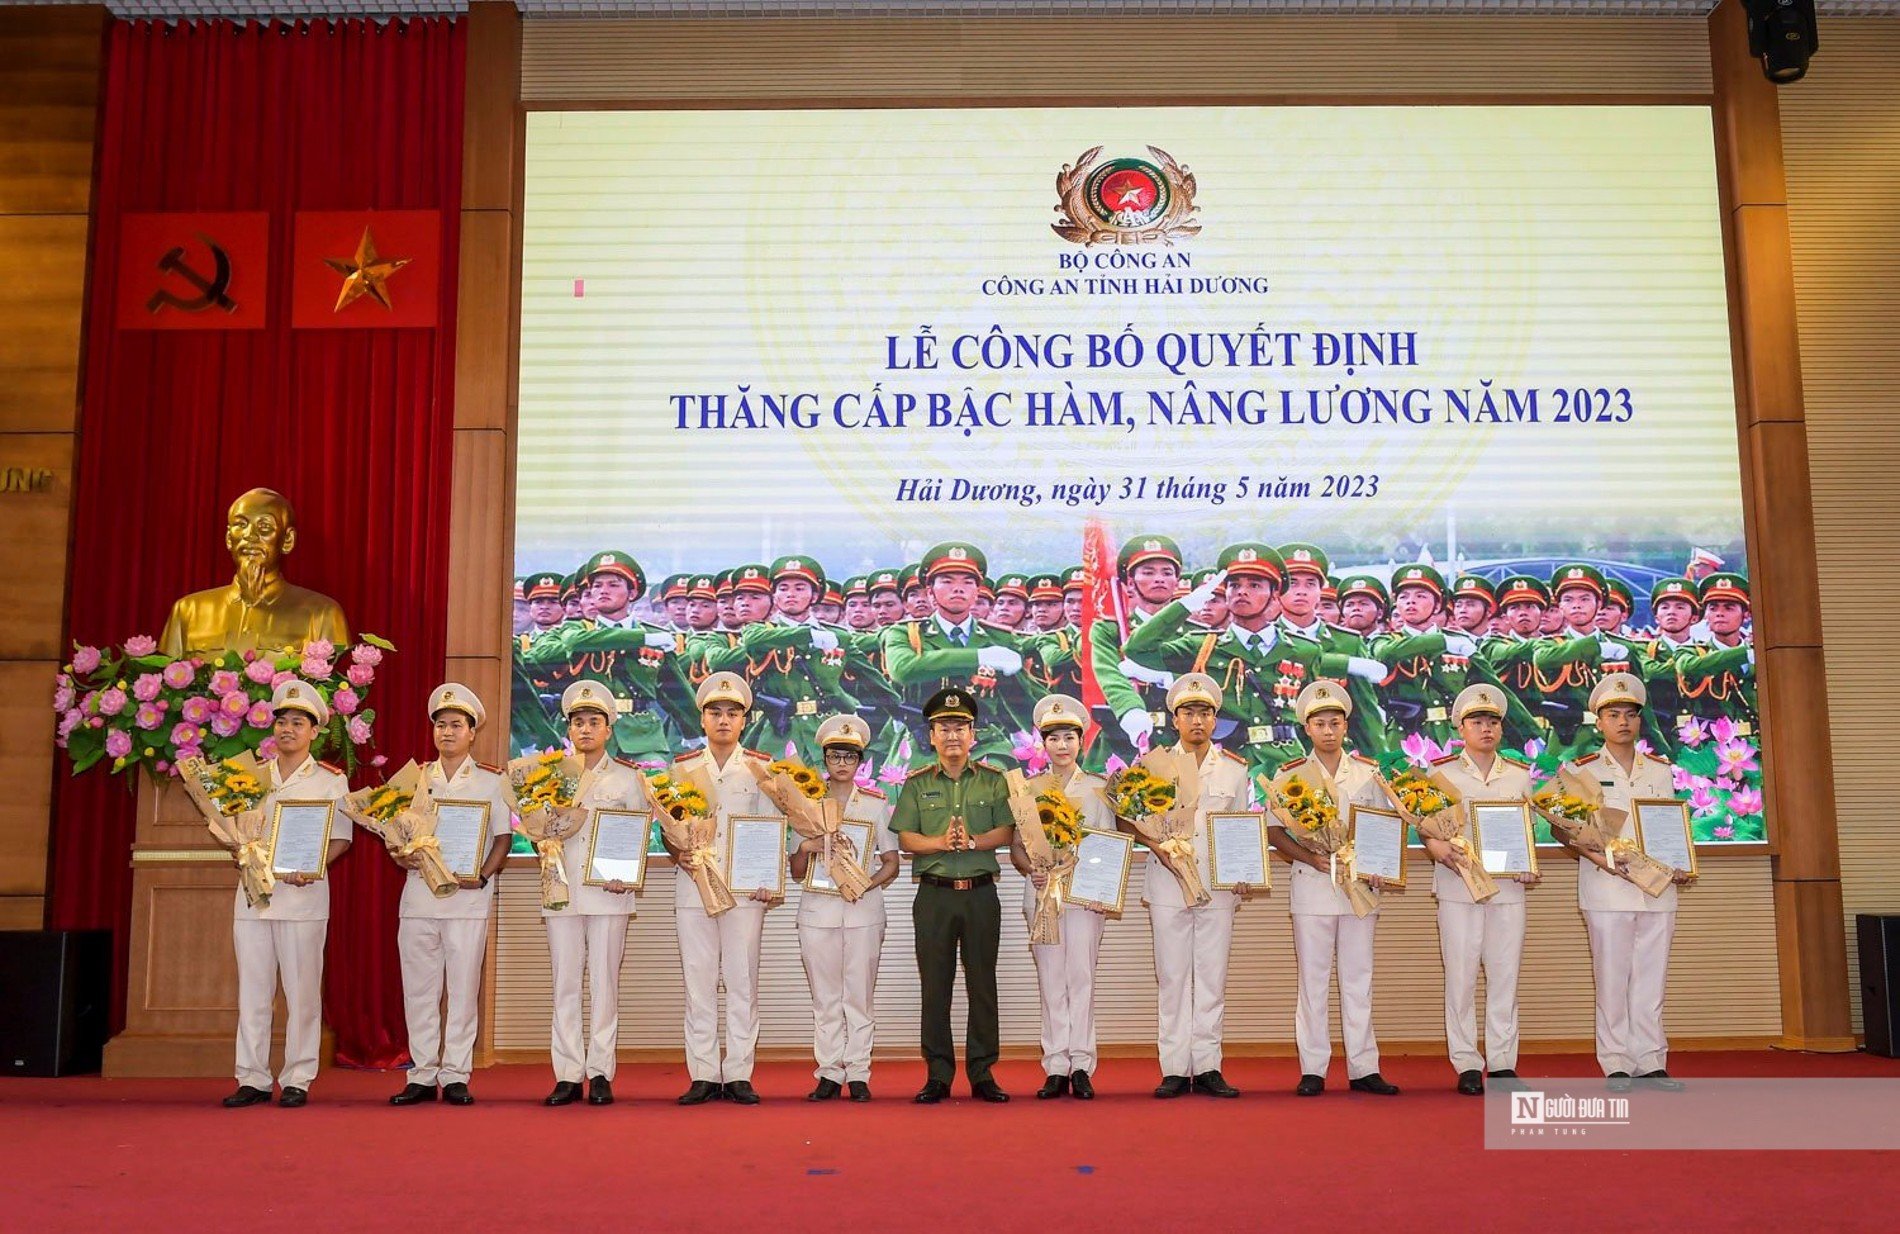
[159,488,351,659]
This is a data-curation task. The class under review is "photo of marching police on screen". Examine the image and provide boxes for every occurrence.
[510,535,1758,845]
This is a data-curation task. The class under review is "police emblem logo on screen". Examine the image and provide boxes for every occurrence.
[1052,145,1201,246]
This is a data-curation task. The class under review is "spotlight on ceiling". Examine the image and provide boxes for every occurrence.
[1743,0,1819,84]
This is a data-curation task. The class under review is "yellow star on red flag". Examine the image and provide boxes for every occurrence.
[323,227,411,312]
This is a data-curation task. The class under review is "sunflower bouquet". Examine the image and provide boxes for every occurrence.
[1529,764,1620,858]
[1004,772,1083,944]
[650,764,737,917]
[341,760,456,898]
[177,751,274,908]
[508,750,587,911]
[1380,765,1495,903]
[1111,745,1209,907]
[1606,835,1676,898]
[1265,766,1380,917]
[747,757,870,902]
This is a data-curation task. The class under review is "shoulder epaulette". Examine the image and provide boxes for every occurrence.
[910,761,941,777]
[1351,751,1378,765]
[744,748,771,761]
[477,761,504,775]
[1574,753,1601,766]
[1646,753,1674,768]
[319,760,345,775]
[974,759,1004,773]
[977,620,1018,636]
[1221,748,1247,764]
[859,785,887,800]
[1431,754,1461,767]
[1501,754,1531,769]
[673,750,699,763]
[613,756,642,770]
[1279,755,1309,773]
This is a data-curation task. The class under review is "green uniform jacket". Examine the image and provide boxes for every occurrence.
[1636,634,1705,757]
[1529,627,1632,759]
[879,617,1032,764]
[737,617,861,758]
[889,759,1013,879]
[1372,627,1542,753]
[1087,611,1175,760]
[1278,618,1392,759]
[1674,641,1757,737]
[520,618,694,763]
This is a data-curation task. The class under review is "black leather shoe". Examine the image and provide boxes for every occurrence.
[587,1076,614,1105]
[847,1081,872,1103]
[972,1079,1010,1103]
[913,1079,951,1104]
[1487,1069,1527,1092]
[1456,1069,1484,1096]
[389,1083,436,1106]
[1607,1071,1634,1093]
[1638,1070,1686,1091]
[277,1087,308,1108]
[809,1078,842,1102]
[442,1082,473,1106]
[1350,1073,1401,1096]
[1036,1074,1070,1100]
[725,1081,761,1105]
[678,1080,721,1106]
[1069,1071,1095,1100]
[1295,1073,1326,1097]
[1193,1070,1240,1098]
[545,1081,583,1107]
[1154,1075,1191,1099]
[221,1085,271,1108]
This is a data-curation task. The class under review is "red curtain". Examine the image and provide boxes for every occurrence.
[49,17,465,1069]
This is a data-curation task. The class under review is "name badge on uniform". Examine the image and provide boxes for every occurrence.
[1247,725,1273,746]
[794,700,818,717]
[1426,706,1448,723]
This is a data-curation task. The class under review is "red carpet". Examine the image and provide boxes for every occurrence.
[4,1052,1898,1232]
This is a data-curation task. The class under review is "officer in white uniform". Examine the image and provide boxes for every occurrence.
[1010,693,1114,1100]
[669,671,783,1106]
[1268,681,1401,1098]
[789,714,900,1102]
[543,679,644,1107]
[1129,672,1256,1100]
[223,679,351,1109]
[388,683,515,1107]
[1565,672,1692,1092]
[1427,683,1540,1095]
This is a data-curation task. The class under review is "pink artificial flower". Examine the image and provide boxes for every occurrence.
[181,696,215,724]
[209,670,241,696]
[219,691,249,717]
[1522,737,1546,763]
[1103,754,1130,777]
[57,709,82,740]
[370,755,388,769]
[1675,716,1708,748]
[1635,738,1654,756]
[104,730,132,759]
[175,745,203,765]
[1715,740,1760,778]
[246,700,274,728]
[89,716,104,728]
[1709,716,1738,744]
[1729,786,1765,817]
[244,658,276,685]
[170,721,201,747]
[154,760,170,774]
[346,717,372,745]
[1688,786,1718,813]
[271,670,295,688]
[134,703,164,731]
[854,762,877,789]
[257,737,279,761]
[70,646,101,674]
[210,712,242,739]
[52,685,75,712]
[877,761,909,787]
[133,673,163,703]
[331,687,360,716]
[1713,823,1735,840]
[299,655,333,681]
[1688,773,1714,791]
[350,644,383,667]
[345,663,375,687]
[1400,731,1434,768]
[305,639,336,661]
[97,687,127,717]
[161,660,195,690]
[123,635,158,656]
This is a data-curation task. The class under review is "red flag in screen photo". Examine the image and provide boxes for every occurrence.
[1077,517,1123,751]
[291,210,441,329]
[115,212,269,330]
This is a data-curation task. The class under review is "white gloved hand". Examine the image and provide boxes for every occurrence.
[809,627,840,652]
[1443,634,1478,657]
[644,630,676,650]
[1183,569,1229,612]
[1119,709,1155,746]
[1120,658,1176,689]
[1346,656,1387,683]
[1597,638,1629,660]
[976,646,1023,674]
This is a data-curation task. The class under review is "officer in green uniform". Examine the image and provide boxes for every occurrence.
[1318,576,1343,627]
[1480,574,1554,748]
[1676,572,1756,737]
[900,563,932,621]
[1276,543,1390,760]
[1371,564,1539,756]
[1089,534,1187,765]
[657,575,691,630]
[1597,577,1634,640]
[880,542,1031,765]
[1024,572,1065,633]
[510,570,572,755]
[1335,573,1389,639]
[1449,574,1497,637]
[892,687,1015,1104]
[1061,564,1087,631]
[1529,563,1633,761]
[990,573,1030,632]
[1186,567,1228,630]
[867,567,906,628]
[1636,577,1705,757]
[740,554,859,758]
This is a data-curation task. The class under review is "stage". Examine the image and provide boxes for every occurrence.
[6,1051,1898,1232]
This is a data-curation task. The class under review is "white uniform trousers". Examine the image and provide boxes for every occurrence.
[1585,909,1676,1076]
[545,914,629,1083]
[797,921,884,1084]
[1031,906,1106,1076]
[678,902,766,1083]
[1293,911,1381,1080]
[1437,898,1526,1074]
[233,918,326,1090]
[1150,899,1235,1077]
[399,917,489,1086]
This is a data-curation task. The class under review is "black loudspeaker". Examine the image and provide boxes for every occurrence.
[1859,915,1900,1059]
[0,930,112,1076]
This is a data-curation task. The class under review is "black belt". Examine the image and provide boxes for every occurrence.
[918,872,995,891]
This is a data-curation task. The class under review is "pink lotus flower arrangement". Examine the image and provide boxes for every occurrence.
[54,634,395,779]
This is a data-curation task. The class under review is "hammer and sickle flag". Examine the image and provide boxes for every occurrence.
[115,212,269,330]
[292,210,441,329]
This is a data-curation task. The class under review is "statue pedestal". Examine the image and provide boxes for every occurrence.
[102,776,332,1077]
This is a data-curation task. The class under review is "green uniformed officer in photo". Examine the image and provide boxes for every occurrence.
[1373,564,1539,754]
[1636,577,1706,757]
[867,567,906,628]
[990,573,1030,631]
[1676,571,1756,737]
[1449,574,1497,637]
[881,542,1030,765]
[892,687,1016,1105]
[1530,563,1632,761]
[510,570,572,755]
[1335,572,1389,638]
[1596,577,1634,640]
[738,554,859,758]
[1089,534,1188,764]
[1276,543,1390,760]
[1317,576,1343,627]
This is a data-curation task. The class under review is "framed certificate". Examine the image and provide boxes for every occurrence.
[1064,828,1135,914]
[1348,804,1408,888]
[1207,810,1270,892]
[431,799,492,880]
[725,816,788,896]
[803,821,876,897]
[1632,797,1697,875]
[1468,800,1538,877]
[268,800,336,879]
[585,808,651,889]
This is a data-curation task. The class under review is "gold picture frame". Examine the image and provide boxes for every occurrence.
[1206,810,1271,893]
[1347,803,1408,889]
[584,808,651,889]
[267,800,336,880]
[724,815,788,897]
[1467,799,1539,877]
[801,820,876,898]
[430,798,493,880]
[1631,797,1698,876]
[1063,827,1136,914]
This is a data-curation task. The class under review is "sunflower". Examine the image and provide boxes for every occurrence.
[1281,778,1311,802]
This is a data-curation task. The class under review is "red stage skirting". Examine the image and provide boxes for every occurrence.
[5,1053,1898,1232]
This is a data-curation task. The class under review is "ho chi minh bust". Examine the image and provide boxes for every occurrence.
[159,488,351,659]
